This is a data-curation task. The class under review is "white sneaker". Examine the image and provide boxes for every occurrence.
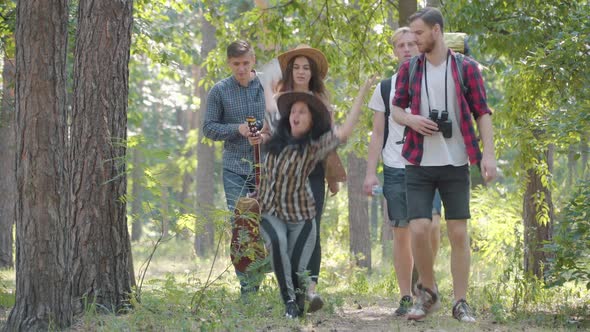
[452,299,476,323]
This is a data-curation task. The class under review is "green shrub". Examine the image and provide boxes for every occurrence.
[546,179,590,289]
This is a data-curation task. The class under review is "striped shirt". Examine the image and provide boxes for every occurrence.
[203,74,265,175]
[392,50,491,165]
[260,131,340,222]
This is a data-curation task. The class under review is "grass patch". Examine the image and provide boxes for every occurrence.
[2,238,590,331]
[70,237,590,331]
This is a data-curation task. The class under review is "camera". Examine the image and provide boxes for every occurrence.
[429,109,452,138]
[246,116,263,136]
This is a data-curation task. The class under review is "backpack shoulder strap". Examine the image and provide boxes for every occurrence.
[453,53,468,95]
[379,78,392,150]
[407,55,420,100]
[380,78,392,116]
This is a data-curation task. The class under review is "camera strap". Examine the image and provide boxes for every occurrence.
[424,50,450,119]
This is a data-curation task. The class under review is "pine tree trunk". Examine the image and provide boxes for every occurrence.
[427,0,441,7]
[523,145,554,279]
[194,15,216,256]
[69,0,134,314]
[398,0,417,26]
[0,55,16,270]
[347,153,371,269]
[581,135,588,180]
[567,144,577,188]
[5,1,72,330]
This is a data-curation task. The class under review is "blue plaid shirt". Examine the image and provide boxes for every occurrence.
[203,74,265,175]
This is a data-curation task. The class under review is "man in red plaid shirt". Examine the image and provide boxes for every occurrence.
[391,7,497,322]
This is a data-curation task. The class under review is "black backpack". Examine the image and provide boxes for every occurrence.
[379,77,393,149]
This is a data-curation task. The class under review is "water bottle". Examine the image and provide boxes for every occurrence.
[372,185,383,196]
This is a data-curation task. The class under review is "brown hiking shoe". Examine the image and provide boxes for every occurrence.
[407,284,440,321]
[307,293,324,313]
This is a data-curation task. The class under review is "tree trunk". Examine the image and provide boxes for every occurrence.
[567,144,577,188]
[347,153,371,270]
[194,14,216,256]
[6,1,72,330]
[370,195,378,241]
[398,0,417,26]
[426,0,441,7]
[0,55,16,269]
[69,0,134,315]
[581,135,588,180]
[523,145,554,279]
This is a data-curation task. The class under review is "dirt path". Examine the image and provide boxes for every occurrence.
[295,297,551,332]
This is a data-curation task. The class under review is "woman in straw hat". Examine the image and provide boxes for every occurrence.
[259,76,375,318]
[276,44,329,101]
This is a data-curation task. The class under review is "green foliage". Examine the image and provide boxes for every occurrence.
[0,273,14,309]
[133,0,196,66]
[201,0,399,158]
[546,180,590,289]
[447,0,590,174]
[350,269,369,295]
[469,184,522,271]
[64,2,590,329]
[0,0,15,58]
[443,1,589,286]
[126,1,233,247]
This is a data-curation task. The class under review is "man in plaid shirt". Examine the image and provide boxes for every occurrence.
[203,40,266,296]
[391,7,497,322]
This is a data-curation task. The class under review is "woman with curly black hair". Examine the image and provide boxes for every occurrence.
[259,77,375,319]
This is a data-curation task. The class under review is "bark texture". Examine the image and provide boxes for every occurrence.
[398,0,417,26]
[0,55,16,269]
[5,1,72,330]
[69,0,134,315]
[523,146,554,279]
[347,153,371,269]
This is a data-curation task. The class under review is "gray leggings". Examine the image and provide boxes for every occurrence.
[260,214,317,304]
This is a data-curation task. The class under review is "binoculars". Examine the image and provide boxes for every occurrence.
[429,109,452,138]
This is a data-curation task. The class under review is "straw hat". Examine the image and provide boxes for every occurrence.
[276,92,331,133]
[278,44,329,79]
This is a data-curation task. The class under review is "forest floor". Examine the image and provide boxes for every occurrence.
[291,296,588,332]
[1,291,587,331]
[1,239,589,331]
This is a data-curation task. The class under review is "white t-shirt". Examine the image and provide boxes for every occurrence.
[419,59,468,166]
[368,74,408,169]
